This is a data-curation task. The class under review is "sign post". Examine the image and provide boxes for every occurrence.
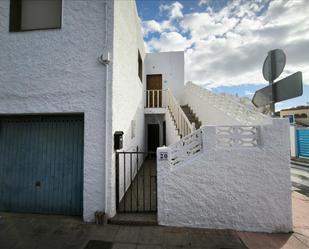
[269,51,276,115]
[252,71,303,108]
[262,49,286,115]
[253,49,302,114]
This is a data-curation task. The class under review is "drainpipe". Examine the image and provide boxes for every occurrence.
[98,53,111,219]
[97,0,111,219]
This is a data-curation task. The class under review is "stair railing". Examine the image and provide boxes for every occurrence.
[166,88,195,137]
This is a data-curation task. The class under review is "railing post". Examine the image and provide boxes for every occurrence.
[163,90,165,108]
[192,122,196,132]
[157,90,159,108]
[115,152,119,211]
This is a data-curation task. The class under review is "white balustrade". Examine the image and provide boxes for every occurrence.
[166,89,195,138]
[169,129,203,166]
[145,90,164,108]
[145,89,195,138]
[167,124,260,167]
[185,82,267,125]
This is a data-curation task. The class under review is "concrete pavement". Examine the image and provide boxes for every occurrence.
[291,164,309,197]
[237,192,309,249]
[0,213,247,249]
[0,192,308,249]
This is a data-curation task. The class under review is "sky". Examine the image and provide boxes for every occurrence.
[136,0,309,110]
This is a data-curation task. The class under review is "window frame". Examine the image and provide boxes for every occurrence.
[9,0,63,32]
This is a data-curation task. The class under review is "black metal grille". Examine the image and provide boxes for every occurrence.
[116,150,157,213]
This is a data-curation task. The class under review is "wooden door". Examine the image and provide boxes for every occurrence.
[147,75,162,107]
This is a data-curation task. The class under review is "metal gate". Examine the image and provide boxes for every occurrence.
[116,150,157,213]
[0,115,84,215]
[297,128,309,158]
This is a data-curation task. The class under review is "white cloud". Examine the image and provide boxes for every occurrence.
[142,20,162,36]
[143,0,309,87]
[245,90,254,97]
[141,2,182,37]
[198,0,209,6]
[159,2,183,20]
[181,12,238,41]
[147,32,192,52]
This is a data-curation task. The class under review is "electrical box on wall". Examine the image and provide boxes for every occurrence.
[114,131,124,150]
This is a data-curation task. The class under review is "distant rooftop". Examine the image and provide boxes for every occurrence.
[281,106,309,112]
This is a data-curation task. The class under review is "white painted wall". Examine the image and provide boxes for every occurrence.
[165,111,181,146]
[157,119,292,233]
[145,52,185,103]
[183,83,241,125]
[0,0,114,222]
[183,82,268,126]
[107,0,146,217]
[185,94,242,126]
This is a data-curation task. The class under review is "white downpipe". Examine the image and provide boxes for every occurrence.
[98,57,111,217]
[101,0,112,217]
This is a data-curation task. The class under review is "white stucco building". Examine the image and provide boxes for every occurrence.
[0,0,292,233]
[0,0,185,221]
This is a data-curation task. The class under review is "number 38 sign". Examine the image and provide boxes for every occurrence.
[159,152,168,161]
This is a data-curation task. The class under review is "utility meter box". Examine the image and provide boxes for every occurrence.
[114,131,124,150]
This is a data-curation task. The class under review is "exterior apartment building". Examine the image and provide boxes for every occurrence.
[0,0,185,221]
[0,0,293,233]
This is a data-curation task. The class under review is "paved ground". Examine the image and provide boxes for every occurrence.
[291,164,309,197]
[0,212,247,249]
[0,192,308,249]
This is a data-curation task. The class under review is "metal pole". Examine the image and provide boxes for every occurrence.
[269,50,277,116]
[115,152,119,211]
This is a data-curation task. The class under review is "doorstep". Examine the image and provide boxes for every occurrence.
[108,213,158,226]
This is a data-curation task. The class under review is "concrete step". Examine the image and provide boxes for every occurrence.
[108,213,158,226]
[180,105,202,129]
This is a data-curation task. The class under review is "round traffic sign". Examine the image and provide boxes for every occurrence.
[263,49,286,82]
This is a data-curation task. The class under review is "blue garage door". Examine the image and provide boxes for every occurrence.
[297,128,309,158]
[0,115,84,215]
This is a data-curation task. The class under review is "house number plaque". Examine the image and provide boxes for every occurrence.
[159,152,168,161]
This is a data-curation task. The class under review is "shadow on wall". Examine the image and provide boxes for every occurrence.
[115,103,145,202]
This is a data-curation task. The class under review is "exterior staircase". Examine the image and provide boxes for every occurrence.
[184,82,268,125]
[181,105,202,129]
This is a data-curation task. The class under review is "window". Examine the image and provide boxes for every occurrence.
[10,0,62,32]
[138,50,143,82]
[294,113,308,118]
